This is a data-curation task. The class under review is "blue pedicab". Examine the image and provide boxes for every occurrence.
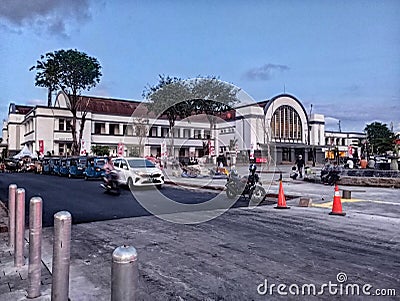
[84,157,107,180]
[41,157,51,174]
[52,158,61,175]
[68,156,86,178]
[59,158,70,176]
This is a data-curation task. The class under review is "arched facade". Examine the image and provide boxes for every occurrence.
[264,94,309,144]
[270,105,303,142]
[262,94,323,164]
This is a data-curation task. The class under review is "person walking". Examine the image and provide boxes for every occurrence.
[295,155,305,178]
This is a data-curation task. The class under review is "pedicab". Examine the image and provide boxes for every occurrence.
[68,156,87,178]
[84,156,107,180]
[52,158,61,175]
[59,158,70,176]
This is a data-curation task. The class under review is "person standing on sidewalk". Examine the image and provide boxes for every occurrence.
[295,155,305,178]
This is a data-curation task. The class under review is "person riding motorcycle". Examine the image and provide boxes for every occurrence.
[226,164,265,203]
[247,164,259,186]
[103,157,118,188]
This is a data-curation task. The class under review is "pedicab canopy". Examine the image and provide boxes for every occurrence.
[13,145,38,159]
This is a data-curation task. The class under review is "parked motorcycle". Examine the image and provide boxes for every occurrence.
[225,164,266,204]
[101,170,120,195]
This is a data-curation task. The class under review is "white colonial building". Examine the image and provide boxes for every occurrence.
[1,92,365,165]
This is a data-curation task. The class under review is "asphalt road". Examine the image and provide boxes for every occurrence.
[0,172,227,227]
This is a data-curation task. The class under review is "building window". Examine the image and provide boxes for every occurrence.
[58,143,64,155]
[58,143,72,156]
[66,119,72,131]
[270,105,302,141]
[161,127,169,138]
[109,124,118,135]
[149,127,158,137]
[94,123,103,134]
[194,129,201,139]
[59,119,65,131]
[183,129,190,138]
[173,128,180,138]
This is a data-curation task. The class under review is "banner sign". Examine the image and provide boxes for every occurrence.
[161,140,167,159]
[250,143,254,160]
[348,145,353,158]
[80,139,87,156]
[117,142,124,156]
[208,140,215,156]
[39,140,44,156]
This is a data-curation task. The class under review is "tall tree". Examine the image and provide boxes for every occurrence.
[31,49,102,155]
[190,77,240,157]
[364,122,395,155]
[143,75,192,157]
[29,53,59,106]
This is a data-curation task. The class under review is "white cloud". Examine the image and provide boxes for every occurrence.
[26,99,46,106]
[0,0,93,37]
[244,64,290,81]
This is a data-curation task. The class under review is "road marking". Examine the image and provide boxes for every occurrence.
[312,198,400,208]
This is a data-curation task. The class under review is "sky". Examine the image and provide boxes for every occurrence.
[1,0,399,132]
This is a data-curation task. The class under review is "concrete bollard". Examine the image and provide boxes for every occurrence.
[8,184,17,249]
[14,188,26,267]
[51,211,72,301]
[342,190,352,199]
[111,245,139,301]
[28,197,43,299]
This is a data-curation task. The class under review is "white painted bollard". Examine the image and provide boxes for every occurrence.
[51,211,71,301]
[28,197,43,299]
[14,188,25,267]
[8,184,17,249]
[111,245,138,301]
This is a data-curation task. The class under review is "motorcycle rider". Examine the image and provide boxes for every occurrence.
[248,164,259,186]
[103,157,117,188]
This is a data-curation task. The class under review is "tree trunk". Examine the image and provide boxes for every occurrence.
[78,113,87,156]
[47,88,52,107]
[71,111,79,156]
[168,118,176,159]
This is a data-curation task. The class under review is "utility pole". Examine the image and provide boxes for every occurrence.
[309,104,315,166]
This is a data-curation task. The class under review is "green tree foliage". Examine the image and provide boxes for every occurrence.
[91,145,109,156]
[190,77,240,135]
[364,122,395,155]
[30,49,102,155]
[144,75,240,157]
[143,75,192,155]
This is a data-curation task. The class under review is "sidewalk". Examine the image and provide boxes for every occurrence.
[0,232,52,300]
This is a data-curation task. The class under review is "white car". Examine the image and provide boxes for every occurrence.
[112,157,164,188]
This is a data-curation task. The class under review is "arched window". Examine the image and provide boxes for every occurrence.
[270,105,302,142]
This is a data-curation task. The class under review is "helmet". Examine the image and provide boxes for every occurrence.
[298,155,302,159]
[249,164,257,172]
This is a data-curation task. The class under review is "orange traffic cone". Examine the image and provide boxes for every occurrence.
[329,184,346,216]
[274,180,290,209]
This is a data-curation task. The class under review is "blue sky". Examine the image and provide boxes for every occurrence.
[1,0,399,132]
